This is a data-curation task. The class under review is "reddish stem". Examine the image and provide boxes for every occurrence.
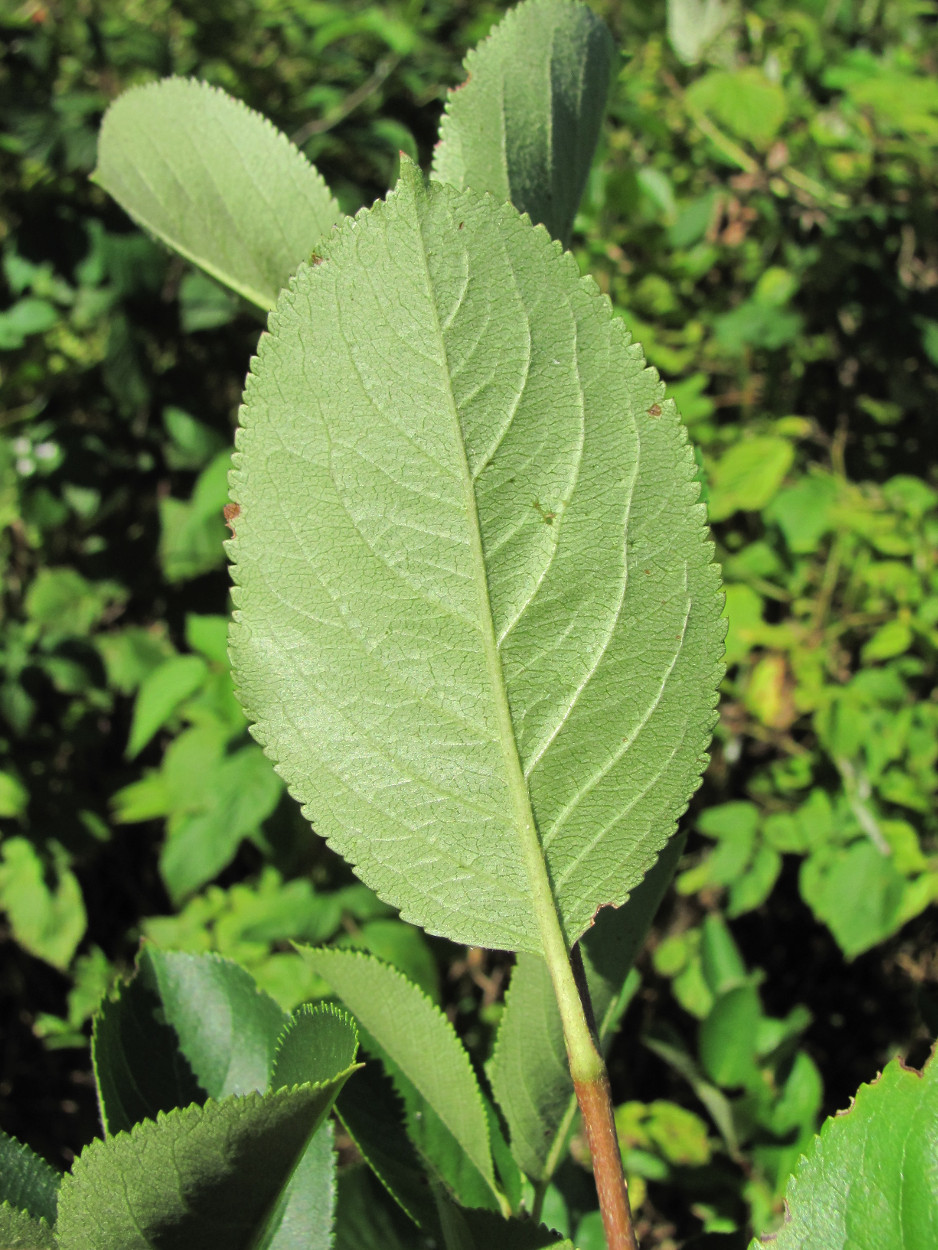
[574,1072,639,1250]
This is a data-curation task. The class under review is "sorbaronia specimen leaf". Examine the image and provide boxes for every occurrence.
[432,0,614,245]
[229,159,724,955]
[94,78,340,311]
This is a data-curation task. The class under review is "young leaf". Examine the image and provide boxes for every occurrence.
[271,1002,360,1092]
[94,78,341,311]
[0,1132,59,1225]
[756,1048,938,1249]
[333,1058,437,1228]
[489,835,685,1181]
[300,946,497,1203]
[141,948,288,1098]
[254,1006,359,1250]
[432,0,614,245]
[0,1203,55,1250]
[93,947,287,1134]
[56,1082,355,1250]
[230,162,724,956]
[437,1201,574,1250]
[257,1121,336,1250]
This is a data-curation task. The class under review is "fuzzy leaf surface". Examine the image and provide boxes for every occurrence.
[56,1081,354,1250]
[489,834,685,1180]
[299,947,496,1199]
[229,164,724,955]
[432,0,614,245]
[94,78,340,310]
[756,1049,938,1249]
[0,1134,59,1226]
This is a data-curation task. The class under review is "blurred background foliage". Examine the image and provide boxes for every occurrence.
[1,0,936,1245]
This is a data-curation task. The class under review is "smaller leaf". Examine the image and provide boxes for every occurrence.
[432,0,614,245]
[0,1203,55,1250]
[707,437,795,522]
[0,1133,59,1226]
[686,67,788,150]
[56,1082,356,1250]
[94,78,341,310]
[271,1003,359,1092]
[298,947,496,1198]
[799,842,907,960]
[125,654,208,758]
[698,985,762,1089]
[758,1048,938,1249]
[142,947,288,1098]
[0,838,86,971]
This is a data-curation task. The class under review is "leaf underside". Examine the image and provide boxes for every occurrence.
[432,0,614,245]
[93,77,340,310]
[229,163,724,954]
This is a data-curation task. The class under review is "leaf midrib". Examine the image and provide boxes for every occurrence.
[411,189,560,958]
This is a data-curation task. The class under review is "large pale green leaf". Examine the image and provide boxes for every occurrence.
[431,0,614,245]
[489,835,685,1181]
[299,948,496,1201]
[755,1048,938,1248]
[94,78,341,311]
[0,1134,59,1226]
[56,1082,355,1250]
[229,162,724,955]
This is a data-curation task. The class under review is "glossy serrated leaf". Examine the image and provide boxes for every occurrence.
[229,162,724,958]
[56,1081,354,1250]
[489,835,684,1180]
[299,947,496,1200]
[432,0,614,245]
[93,947,287,1134]
[334,1058,434,1227]
[253,1006,358,1250]
[756,1048,938,1249]
[258,1120,336,1250]
[0,1133,59,1226]
[94,78,341,310]
[141,948,287,1098]
[436,1194,573,1250]
[92,973,202,1137]
[0,1203,55,1250]
[271,1002,360,1091]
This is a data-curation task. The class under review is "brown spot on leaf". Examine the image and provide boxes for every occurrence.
[224,503,240,536]
[647,403,662,417]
